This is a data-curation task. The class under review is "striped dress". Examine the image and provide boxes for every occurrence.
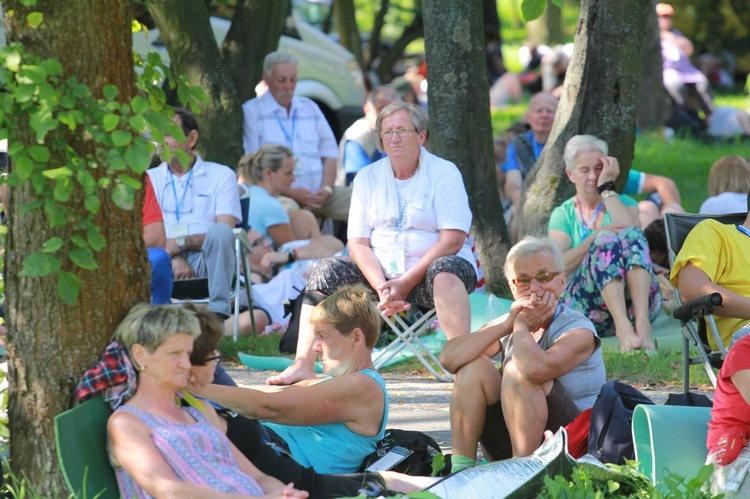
[112,405,264,497]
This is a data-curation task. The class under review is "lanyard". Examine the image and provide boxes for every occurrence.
[576,197,603,239]
[169,167,194,222]
[738,224,750,238]
[274,109,296,151]
[536,304,564,345]
[395,200,408,240]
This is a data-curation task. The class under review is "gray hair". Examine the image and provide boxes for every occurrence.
[263,51,298,78]
[113,304,201,355]
[375,101,428,150]
[503,235,565,279]
[563,135,608,172]
[238,144,293,184]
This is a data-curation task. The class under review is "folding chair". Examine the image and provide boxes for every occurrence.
[171,228,255,341]
[54,395,119,499]
[664,211,746,391]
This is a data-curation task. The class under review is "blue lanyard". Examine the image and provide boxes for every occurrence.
[274,109,296,150]
[576,197,603,239]
[169,168,194,222]
[738,224,750,238]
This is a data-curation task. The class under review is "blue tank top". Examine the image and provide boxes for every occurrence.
[263,368,388,474]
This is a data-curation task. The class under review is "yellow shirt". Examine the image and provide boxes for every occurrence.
[670,219,750,350]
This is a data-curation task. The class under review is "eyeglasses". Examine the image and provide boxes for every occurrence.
[202,352,221,365]
[511,272,560,287]
[380,128,417,140]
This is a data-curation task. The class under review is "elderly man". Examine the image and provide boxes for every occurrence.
[670,191,750,350]
[338,85,399,185]
[440,236,604,472]
[147,108,241,321]
[242,51,350,221]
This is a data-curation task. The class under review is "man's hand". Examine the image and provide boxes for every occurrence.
[165,238,181,258]
[171,255,195,280]
[285,187,321,211]
[597,156,620,186]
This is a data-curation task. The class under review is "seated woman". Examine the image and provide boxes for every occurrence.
[269,101,477,386]
[193,285,389,475]
[706,331,750,496]
[188,305,434,497]
[237,144,343,275]
[440,236,605,471]
[699,155,750,215]
[548,135,662,352]
[106,304,308,497]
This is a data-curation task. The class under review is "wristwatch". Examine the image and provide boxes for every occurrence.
[176,237,186,252]
[600,190,616,200]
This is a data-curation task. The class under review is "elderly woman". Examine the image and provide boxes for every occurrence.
[106,304,308,498]
[548,135,662,351]
[440,236,605,472]
[193,285,389,474]
[188,305,434,497]
[269,101,477,386]
[238,144,343,268]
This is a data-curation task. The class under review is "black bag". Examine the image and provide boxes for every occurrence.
[665,392,713,407]
[278,288,305,354]
[359,429,445,477]
[588,380,655,465]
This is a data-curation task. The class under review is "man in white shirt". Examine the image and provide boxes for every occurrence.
[242,51,350,221]
[147,109,242,320]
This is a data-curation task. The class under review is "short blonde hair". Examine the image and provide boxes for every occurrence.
[113,304,200,354]
[310,285,381,349]
[237,144,293,184]
[375,101,428,151]
[707,155,750,197]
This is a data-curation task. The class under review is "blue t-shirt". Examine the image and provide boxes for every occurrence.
[246,185,289,239]
[501,131,544,173]
[262,369,388,474]
[622,169,645,195]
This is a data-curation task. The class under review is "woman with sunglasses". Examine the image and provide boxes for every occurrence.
[548,135,662,352]
[440,236,605,472]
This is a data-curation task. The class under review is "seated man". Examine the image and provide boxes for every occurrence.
[670,192,750,350]
[706,331,750,496]
[147,108,242,320]
[338,85,399,185]
[440,236,605,471]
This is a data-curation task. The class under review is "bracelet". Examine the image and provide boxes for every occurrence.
[322,185,333,195]
[286,249,296,264]
[597,181,617,195]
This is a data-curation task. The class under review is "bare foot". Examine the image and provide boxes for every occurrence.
[635,318,656,350]
[266,360,315,386]
[615,320,642,352]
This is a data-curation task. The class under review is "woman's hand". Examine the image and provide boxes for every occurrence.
[261,251,290,269]
[264,482,309,498]
[513,290,558,332]
[596,156,620,186]
[376,278,412,317]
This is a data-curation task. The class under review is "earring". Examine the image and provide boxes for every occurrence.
[138,364,146,372]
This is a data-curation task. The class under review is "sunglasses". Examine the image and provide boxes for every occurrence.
[511,272,560,287]
[202,353,221,365]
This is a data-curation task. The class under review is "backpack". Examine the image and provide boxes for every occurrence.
[588,380,654,465]
[359,429,446,477]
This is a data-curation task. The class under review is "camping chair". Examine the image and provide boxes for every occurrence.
[664,211,746,392]
[54,394,119,499]
[171,228,255,341]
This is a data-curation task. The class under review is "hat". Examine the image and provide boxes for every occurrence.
[656,3,674,16]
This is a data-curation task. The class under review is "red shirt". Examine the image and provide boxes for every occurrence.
[707,335,750,462]
[142,175,162,226]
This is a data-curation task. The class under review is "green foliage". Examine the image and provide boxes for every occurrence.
[0,18,208,305]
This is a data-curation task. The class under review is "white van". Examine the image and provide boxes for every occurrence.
[132,12,365,138]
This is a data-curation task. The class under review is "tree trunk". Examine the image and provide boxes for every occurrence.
[366,0,391,71]
[3,0,149,492]
[545,0,565,44]
[519,0,653,236]
[334,0,365,70]
[148,0,244,168]
[637,0,671,131]
[223,0,288,104]
[424,0,510,297]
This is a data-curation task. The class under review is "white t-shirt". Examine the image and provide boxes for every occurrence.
[348,150,475,278]
[147,155,242,237]
[242,92,339,192]
[700,192,749,215]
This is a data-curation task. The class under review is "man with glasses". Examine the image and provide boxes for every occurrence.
[242,51,350,221]
[147,108,242,322]
[439,236,604,473]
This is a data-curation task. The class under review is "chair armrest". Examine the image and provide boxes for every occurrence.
[673,293,722,323]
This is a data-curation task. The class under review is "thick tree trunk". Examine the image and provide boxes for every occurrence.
[148,0,244,168]
[223,0,288,104]
[334,0,364,70]
[637,0,671,131]
[3,0,149,492]
[519,0,652,237]
[424,0,510,296]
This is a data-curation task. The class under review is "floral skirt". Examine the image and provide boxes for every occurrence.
[561,226,662,337]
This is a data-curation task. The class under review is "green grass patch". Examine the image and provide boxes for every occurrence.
[603,348,712,390]
[220,333,291,363]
